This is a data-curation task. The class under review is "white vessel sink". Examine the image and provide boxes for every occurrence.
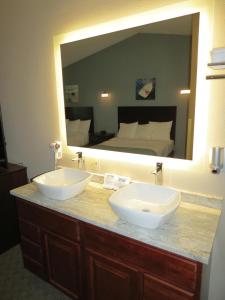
[109,182,180,229]
[33,168,92,200]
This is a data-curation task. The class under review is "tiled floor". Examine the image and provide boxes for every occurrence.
[0,245,70,300]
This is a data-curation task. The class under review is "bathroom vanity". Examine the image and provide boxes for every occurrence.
[11,181,222,300]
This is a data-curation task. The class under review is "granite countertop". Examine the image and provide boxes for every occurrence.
[10,181,223,264]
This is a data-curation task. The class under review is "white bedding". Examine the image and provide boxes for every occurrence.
[99,137,174,156]
[67,132,89,146]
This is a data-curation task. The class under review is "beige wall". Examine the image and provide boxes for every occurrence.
[0,0,225,299]
[205,2,225,299]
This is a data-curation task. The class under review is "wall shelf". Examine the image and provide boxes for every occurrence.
[206,62,225,79]
[206,74,225,80]
[207,62,225,69]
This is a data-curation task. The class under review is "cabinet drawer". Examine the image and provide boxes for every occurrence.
[82,223,201,292]
[16,199,80,242]
[21,237,43,264]
[144,273,195,300]
[19,219,41,243]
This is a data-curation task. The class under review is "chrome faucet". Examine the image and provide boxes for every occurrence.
[72,152,85,169]
[152,162,163,185]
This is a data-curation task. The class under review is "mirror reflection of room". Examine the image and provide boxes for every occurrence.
[61,13,199,160]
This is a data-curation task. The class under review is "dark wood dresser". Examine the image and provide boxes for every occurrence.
[0,163,27,254]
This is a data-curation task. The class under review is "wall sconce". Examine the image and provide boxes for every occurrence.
[100,92,110,99]
[180,89,191,94]
[209,146,224,174]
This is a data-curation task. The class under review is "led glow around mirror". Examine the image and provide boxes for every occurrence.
[60,13,199,160]
[54,3,210,167]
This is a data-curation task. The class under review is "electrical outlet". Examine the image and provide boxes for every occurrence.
[88,158,100,172]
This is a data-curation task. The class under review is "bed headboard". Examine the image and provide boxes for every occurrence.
[118,106,177,141]
[65,106,94,134]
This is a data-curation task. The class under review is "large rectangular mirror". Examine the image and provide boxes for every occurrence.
[60,13,199,160]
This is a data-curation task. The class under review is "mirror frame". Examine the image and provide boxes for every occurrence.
[54,4,210,166]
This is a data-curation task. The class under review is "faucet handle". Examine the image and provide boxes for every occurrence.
[152,162,163,185]
[72,151,83,161]
[156,162,163,171]
[76,151,82,159]
[72,151,84,169]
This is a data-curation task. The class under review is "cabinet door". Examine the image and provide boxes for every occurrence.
[44,232,81,299]
[143,273,195,300]
[85,250,140,300]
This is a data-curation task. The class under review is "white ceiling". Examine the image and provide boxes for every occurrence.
[61,14,193,67]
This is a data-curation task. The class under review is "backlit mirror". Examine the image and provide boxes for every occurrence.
[60,13,199,160]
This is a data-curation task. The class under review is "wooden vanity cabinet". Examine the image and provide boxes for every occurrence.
[81,223,202,300]
[16,198,202,300]
[16,199,82,299]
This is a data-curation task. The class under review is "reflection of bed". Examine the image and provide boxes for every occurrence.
[92,106,176,157]
[65,107,94,146]
[118,106,176,140]
[92,137,174,156]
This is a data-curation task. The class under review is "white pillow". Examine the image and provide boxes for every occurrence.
[117,122,137,138]
[135,123,152,140]
[79,119,91,134]
[149,121,173,141]
[66,119,80,132]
